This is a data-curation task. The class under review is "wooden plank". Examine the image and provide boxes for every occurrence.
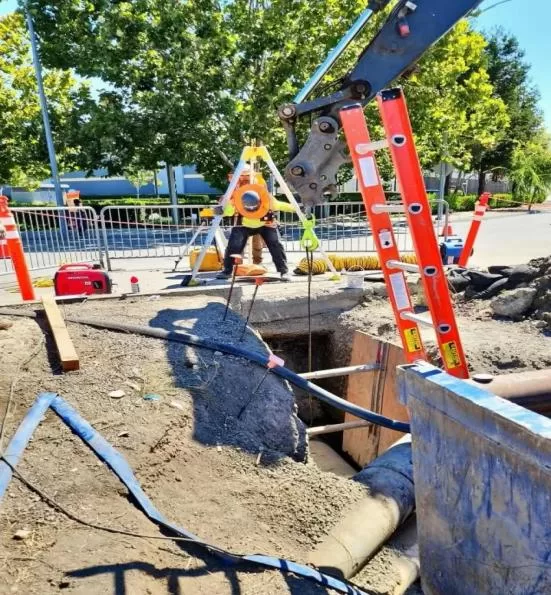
[342,331,408,467]
[42,296,80,371]
[377,343,409,454]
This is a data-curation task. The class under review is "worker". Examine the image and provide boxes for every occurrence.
[252,234,265,265]
[216,166,295,281]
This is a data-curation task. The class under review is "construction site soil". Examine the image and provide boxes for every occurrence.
[0,286,549,595]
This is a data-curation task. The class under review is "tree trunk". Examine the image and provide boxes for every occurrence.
[444,172,453,196]
[454,171,464,195]
[153,171,159,198]
[477,170,486,196]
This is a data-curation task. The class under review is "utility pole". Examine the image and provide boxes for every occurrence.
[24,3,64,207]
[437,132,448,228]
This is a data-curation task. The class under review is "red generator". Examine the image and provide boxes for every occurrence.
[54,263,112,296]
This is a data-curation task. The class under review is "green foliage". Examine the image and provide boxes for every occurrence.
[473,30,544,191]
[123,166,154,199]
[0,12,88,187]
[20,2,541,200]
[509,134,551,207]
[27,0,236,177]
[403,20,509,172]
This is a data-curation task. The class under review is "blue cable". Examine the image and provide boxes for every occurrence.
[0,392,57,505]
[50,395,368,595]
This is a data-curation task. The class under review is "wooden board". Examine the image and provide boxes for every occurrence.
[42,296,80,372]
[342,331,408,467]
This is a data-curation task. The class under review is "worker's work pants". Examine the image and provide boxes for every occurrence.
[223,225,288,274]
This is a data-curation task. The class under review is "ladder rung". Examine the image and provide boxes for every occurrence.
[400,311,433,328]
[356,139,389,154]
[386,259,420,273]
[372,203,405,214]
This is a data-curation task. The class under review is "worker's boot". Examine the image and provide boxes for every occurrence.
[216,271,231,280]
[280,272,291,282]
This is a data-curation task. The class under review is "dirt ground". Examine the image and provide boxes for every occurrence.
[0,286,549,595]
[334,295,551,376]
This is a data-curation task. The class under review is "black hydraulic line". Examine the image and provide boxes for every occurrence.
[0,309,410,433]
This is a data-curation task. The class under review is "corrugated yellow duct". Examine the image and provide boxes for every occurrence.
[293,253,417,275]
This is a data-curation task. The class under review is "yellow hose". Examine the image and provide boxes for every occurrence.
[293,253,417,275]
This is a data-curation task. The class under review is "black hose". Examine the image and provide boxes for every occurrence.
[0,309,410,433]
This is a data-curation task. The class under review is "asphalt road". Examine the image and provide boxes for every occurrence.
[451,210,551,267]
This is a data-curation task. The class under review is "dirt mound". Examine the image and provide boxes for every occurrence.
[0,295,375,595]
[448,256,551,329]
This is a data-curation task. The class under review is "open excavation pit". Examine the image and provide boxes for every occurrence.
[0,278,550,595]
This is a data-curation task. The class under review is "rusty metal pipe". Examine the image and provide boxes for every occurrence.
[470,369,551,415]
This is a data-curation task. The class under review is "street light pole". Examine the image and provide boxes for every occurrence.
[437,132,449,229]
[24,3,64,207]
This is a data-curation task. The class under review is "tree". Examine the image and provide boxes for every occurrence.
[509,134,551,210]
[124,167,153,200]
[402,20,509,181]
[26,0,236,179]
[473,30,543,194]
[27,1,512,195]
[0,12,87,188]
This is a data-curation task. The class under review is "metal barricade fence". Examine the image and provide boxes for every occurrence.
[0,206,104,277]
[276,201,415,254]
[0,201,448,277]
[99,202,418,268]
[99,204,215,264]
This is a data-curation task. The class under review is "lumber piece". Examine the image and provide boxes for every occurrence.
[41,296,79,371]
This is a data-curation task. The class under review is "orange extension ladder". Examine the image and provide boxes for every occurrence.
[340,88,469,379]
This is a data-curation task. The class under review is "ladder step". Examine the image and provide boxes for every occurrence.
[400,311,434,328]
[371,203,406,214]
[386,259,420,273]
[356,139,389,154]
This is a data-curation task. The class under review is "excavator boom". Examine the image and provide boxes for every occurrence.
[280,0,484,207]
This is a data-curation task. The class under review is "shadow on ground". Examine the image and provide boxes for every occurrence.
[148,302,307,462]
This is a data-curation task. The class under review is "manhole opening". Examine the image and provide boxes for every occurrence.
[264,330,361,468]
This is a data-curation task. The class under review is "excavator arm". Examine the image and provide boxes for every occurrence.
[279,0,484,207]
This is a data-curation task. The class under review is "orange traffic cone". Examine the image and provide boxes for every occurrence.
[0,196,35,300]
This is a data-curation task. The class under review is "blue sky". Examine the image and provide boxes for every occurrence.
[1,0,550,126]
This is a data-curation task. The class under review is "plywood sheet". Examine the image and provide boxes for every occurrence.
[342,331,408,467]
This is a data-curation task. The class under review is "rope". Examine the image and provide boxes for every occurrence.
[306,248,314,424]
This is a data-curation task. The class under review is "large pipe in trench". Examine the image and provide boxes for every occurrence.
[308,435,414,579]
[470,369,551,415]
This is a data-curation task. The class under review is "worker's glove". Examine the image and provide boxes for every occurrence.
[213,205,224,216]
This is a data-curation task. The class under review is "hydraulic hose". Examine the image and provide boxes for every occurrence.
[0,392,57,504]
[50,394,369,595]
[0,309,410,433]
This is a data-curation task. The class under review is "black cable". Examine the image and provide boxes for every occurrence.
[306,248,314,375]
[0,455,230,555]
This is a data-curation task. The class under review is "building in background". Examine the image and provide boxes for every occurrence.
[7,165,221,203]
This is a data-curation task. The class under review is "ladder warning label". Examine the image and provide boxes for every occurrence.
[404,328,422,353]
[442,341,461,369]
[358,156,379,187]
[389,272,411,311]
